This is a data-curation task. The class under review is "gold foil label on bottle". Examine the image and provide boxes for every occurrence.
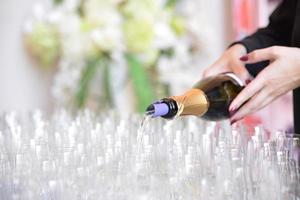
[171,88,209,117]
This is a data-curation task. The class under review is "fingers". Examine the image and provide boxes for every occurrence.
[230,88,272,124]
[229,73,265,112]
[240,46,278,64]
[229,62,286,123]
[233,67,253,83]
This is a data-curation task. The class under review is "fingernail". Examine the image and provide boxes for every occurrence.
[229,109,237,117]
[240,55,248,62]
[229,105,237,112]
[230,119,237,125]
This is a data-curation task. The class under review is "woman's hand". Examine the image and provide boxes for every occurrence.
[230,46,300,124]
[203,44,252,82]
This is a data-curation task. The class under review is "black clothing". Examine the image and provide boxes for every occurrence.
[235,0,300,133]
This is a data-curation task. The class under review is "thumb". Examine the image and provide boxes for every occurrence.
[202,60,228,78]
[240,47,276,64]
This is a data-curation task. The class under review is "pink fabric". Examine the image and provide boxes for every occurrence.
[233,0,259,39]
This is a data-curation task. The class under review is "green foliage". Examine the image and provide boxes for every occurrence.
[160,48,175,58]
[76,57,104,108]
[103,60,113,107]
[165,0,178,9]
[77,0,85,17]
[126,54,155,113]
[53,0,64,5]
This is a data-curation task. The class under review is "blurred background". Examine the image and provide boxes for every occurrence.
[0,0,292,131]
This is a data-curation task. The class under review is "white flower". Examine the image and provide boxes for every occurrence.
[91,26,124,52]
[28,0,209,109]
[53,13,96,60]
[110,0,126,5]
[157,38,199,93]
[153,22,177,49]
[123,0,160,19]
[47,9,63,24]
[84,0,122,28]
[55,12,81,35]
[32,3,46,21]
[60,0,81,12]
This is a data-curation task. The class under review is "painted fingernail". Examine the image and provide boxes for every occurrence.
[230,119,237,125]
[229,105,237,112]
[240,55,248,62]
[229,109,237,117]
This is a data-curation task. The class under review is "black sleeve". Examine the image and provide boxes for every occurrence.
[233,0,297,77]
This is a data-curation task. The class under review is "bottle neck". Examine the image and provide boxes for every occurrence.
[171,88,209,117]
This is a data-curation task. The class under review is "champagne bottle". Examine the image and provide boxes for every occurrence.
[146,73,245,121]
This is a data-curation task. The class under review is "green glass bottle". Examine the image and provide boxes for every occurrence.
[146,73,244,121]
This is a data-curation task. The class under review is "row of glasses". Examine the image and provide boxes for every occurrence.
[0,110,299,200]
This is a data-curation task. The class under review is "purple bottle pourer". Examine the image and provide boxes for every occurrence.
[146,101,170,118]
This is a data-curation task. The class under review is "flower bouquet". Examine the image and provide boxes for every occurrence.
[24,0,205,112]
